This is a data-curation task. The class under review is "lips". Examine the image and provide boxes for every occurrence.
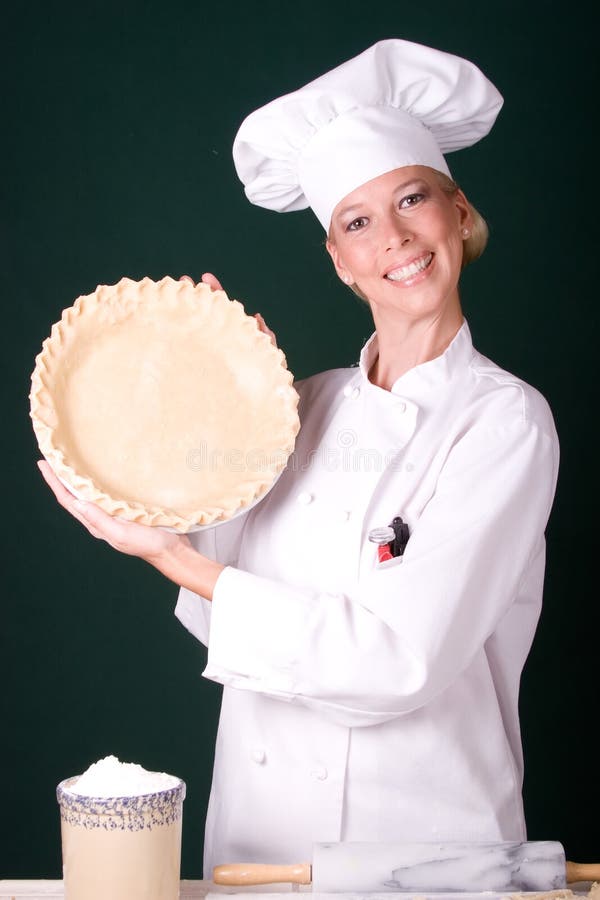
[384,252,433,282]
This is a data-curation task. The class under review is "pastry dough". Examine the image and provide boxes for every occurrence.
[30,276,300,532]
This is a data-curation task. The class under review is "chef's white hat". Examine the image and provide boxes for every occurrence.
[232,39,503,229]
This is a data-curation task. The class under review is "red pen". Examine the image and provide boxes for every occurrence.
[368,526,396,562]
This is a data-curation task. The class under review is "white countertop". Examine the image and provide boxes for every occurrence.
[1,882,205,899]
[0,883,594,900]
[0,884,313,900]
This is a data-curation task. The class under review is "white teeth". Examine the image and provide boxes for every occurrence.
[386,253,433,282]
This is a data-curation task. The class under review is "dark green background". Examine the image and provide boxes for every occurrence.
[2,0,597,880]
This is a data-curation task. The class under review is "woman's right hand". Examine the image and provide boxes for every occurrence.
[179,273,277,347]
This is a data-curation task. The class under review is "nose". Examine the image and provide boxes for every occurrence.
[383,217,413,250]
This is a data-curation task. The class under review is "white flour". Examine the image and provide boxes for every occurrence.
[66,755,180,797]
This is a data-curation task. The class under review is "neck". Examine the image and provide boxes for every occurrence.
[368,302,464,391]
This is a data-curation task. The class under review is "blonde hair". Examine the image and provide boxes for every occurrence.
[328,169,489,300]
[435,171,488,268]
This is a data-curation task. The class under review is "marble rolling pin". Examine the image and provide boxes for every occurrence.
[213,841,600,892]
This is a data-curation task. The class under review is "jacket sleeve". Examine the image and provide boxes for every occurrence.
[174,512,248,647]
[195,416,558,727]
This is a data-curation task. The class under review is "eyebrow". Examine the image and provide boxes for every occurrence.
[334,179,428,221]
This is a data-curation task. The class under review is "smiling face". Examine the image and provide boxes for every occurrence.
[326,166,472,324]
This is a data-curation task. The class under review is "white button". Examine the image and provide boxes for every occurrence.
[297,491,313,505]
[311,765,328,781]
[343,384,353,397]
[351,387,361,400]
[405,462,415,472]
[251,749,266,765]
[341,510,351,522]
[396,401,407,413]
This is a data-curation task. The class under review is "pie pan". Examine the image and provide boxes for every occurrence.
[30,276,300,532]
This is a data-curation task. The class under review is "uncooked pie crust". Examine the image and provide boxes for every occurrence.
[30,276,300,532]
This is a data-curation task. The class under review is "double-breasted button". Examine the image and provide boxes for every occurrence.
[297,491,313,505]
[310,765,328,781]
[396,400,407,413]
[351,387,361,400]
[251,748,266,765]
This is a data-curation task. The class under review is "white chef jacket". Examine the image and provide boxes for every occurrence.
[175,321,559,872]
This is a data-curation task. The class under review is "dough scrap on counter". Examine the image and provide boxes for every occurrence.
[507,883,600,900]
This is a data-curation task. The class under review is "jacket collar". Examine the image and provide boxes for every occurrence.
[358,319,474,400]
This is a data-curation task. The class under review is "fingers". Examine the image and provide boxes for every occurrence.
[179,273,224,292]
[179,276,276,346]
[37,460,108,538]
[38,461,133,549]
[180,275,275,347]
[71,500,145,553]
[38,460,129,544]
[37,460,184,560]
[38,459,81,511]
[254,313,278,348]
[201,272,223,291]
[72,496,118,535]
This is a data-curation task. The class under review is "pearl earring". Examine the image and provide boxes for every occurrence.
[462,228,470,238]
[343,275,351,284]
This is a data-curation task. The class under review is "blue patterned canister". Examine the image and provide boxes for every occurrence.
[57,775,186,900]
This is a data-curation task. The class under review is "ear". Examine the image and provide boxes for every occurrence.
[455,189,473,233]
[326,239,353,285]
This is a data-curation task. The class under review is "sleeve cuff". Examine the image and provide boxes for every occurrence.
[203,566,312,693]
[174,586,212,646]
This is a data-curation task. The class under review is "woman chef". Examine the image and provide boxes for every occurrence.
[39,40,559,873]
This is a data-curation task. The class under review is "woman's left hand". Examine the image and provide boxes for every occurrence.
[181,273,278,347]
[37,460,190,563]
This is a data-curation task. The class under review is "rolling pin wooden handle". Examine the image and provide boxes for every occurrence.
[213,862,312,886]
[566,861,600,883]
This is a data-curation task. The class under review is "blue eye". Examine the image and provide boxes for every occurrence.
[400,192,425,209]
